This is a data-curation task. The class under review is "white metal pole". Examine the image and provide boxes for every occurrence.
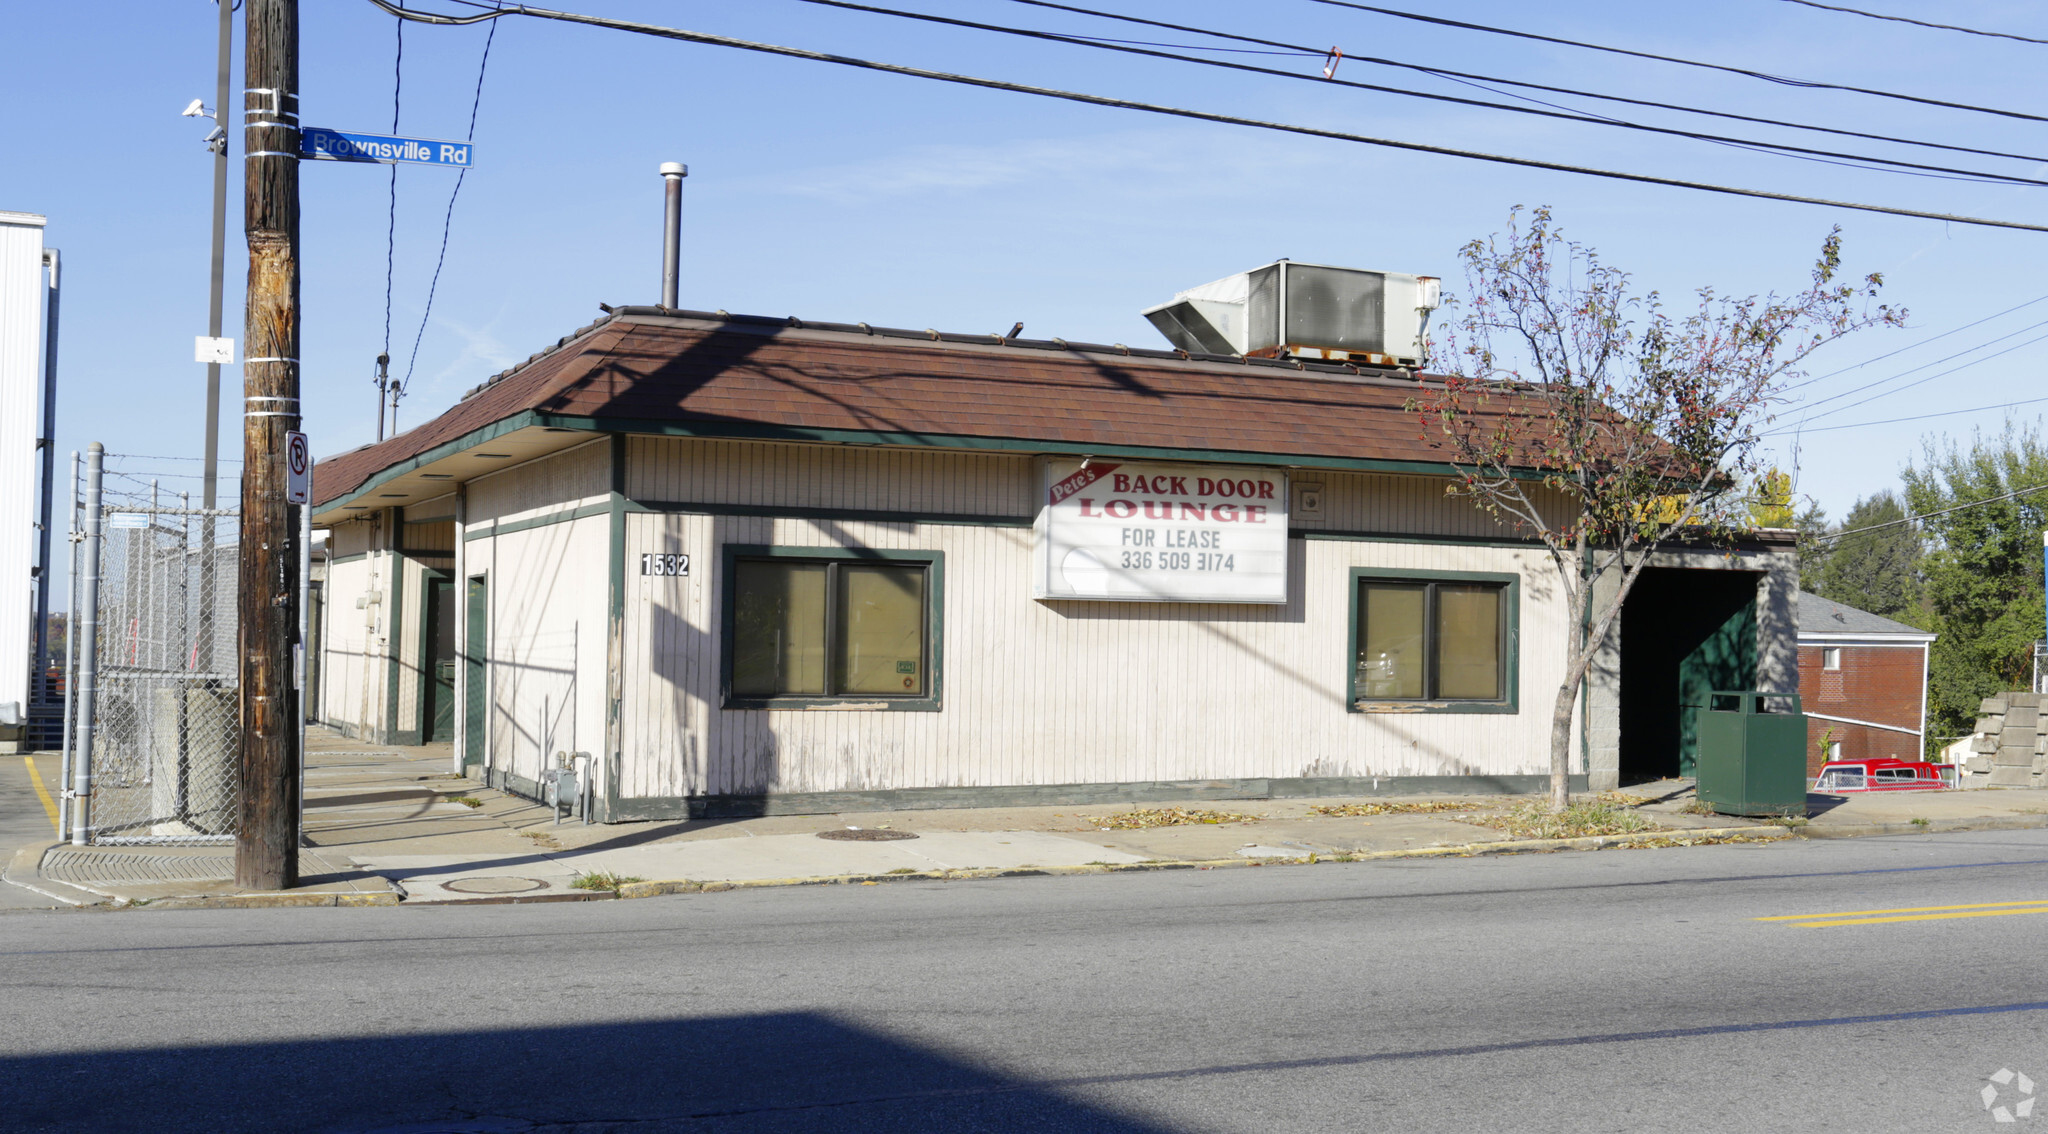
[56,451,79,841]
[69,445,105,846]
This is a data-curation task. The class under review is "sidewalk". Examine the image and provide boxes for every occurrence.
[8,728,2048,910]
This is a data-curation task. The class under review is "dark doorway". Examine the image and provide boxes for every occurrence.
[1618,567,1760,782]
[422,575,456,743]
[464,575,488,768]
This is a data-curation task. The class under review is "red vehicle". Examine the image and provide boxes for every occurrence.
[1811,758,1955,793]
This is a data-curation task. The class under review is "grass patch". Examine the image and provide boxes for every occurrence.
[1911,817,1931,829]
[450,796,483,809]
[885,867,918,874]
[1087,807,1259,829]
[520,830,564,849]
[1309,800,1484,817]
[569,871,644,892]
[1594,790,1654,807]
[1679,799,1718,816]
[1465,801,1661,840]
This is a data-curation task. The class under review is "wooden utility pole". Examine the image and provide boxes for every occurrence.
[237,0,300,890]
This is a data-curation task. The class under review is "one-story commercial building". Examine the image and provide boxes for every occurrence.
[309,301,1797,820]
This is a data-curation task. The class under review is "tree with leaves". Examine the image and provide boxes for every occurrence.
[1814,490,1924,623]
[1412,207,1903,809]
[1903,422,2048,744]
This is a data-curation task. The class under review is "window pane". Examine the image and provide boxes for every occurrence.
[1436,585,1502,700]
[731,561,827,696]
[1359,583,1426,700]
[835,565,926,695]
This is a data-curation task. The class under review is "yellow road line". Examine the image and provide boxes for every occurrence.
[1791,906,2048,929]
[22,755,59,837]
[1757,899,2048,921]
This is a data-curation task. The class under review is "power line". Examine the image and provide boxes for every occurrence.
[1780,292,2048,394]
[785,0,2048,188]
[1774,384,2048,436]
[1304,0,2048,125]
[400,4,500,395]
[998,0,2048,168]
[362,0,2048,233]
[1808,480,2048,543]
[1779,0,2048,47]
[1786,319,2048,420]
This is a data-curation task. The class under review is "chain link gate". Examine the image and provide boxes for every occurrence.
[80,487,241,846]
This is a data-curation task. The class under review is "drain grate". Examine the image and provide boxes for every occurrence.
[42,849,235,886]
[816,829,918,842]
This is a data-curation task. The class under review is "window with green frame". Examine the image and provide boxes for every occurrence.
[724,549,940,708]
[1352,572,1515,708]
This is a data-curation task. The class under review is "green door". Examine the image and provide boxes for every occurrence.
[464,575,487,768]
[424,577,457,743]
[1676,598,1758,776]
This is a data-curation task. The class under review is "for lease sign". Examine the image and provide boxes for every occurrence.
[1034,459,1289,603]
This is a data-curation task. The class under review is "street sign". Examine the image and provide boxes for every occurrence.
[285,431,310,506]
[194,336,234,365]
[300,127,474,168]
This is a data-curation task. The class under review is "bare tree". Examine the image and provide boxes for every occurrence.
[1411,207,1902,809]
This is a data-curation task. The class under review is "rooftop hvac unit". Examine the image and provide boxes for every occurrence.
[1142,260,1441,368]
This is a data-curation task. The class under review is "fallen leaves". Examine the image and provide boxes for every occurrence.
[1461,801,1660,840]
[1087,807,1259,829]
[1309,800,1486,817]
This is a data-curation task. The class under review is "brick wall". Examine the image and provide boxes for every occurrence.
[1797,643,1926,773]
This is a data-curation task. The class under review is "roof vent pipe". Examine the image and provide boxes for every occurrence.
[659,162,688,309]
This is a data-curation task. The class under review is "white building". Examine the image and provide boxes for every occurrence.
[0,211,52,718]
[309,305,1797,819]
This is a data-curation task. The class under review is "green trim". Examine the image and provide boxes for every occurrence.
[630,499,1034,529]
[398,548,455,559]
[536,412,1514,479]
[603,437,627,823]
[605,774,1592,820]
[404,516,456,526]
[1300,529,1546,549]
[462,501,613,542]
[411,569,453,747]
[318,409,547,515]
[1346,567,1521,715]
[327,551,370,566]
[718,544,945,712]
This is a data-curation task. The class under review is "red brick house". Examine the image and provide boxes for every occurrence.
[1797,594,1935,773]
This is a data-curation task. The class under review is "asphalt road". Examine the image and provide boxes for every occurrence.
[4,829,2046,1133]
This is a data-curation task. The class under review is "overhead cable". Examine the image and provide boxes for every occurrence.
[786,0,2048,188]
[1779,0,2048,46]
[1806,481,2048,543]
[362,0,2048,233]
[1304,0,2048,124]
[1780,292,2048,394]
[999,0,2048,168]
[401,4,501,393]
[1784,319,2048,420]
[1771,381,2048,436]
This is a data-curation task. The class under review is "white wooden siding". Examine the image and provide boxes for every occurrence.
[467,439,610,529]
[626,436,1037,518]
[467,513,609,788]
[319,552,391,738]
[619,513,1576,798]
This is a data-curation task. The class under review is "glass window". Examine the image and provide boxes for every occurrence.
[1822,647,1842,671]
[1356,578,1507,703]
[729,555,932,701]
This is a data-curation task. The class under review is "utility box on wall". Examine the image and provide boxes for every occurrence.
[1697,690,1809,817]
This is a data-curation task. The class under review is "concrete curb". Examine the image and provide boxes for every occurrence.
[1794,814,2048,840]
[612,825,1791,899]
[2,842,102,908]
[134,892,402,910]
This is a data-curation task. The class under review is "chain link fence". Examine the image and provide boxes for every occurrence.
[71,470,241,846]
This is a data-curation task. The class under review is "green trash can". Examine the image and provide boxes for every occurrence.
[1695,690,1809,818]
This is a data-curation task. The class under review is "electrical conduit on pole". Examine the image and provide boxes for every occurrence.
[69,446,104,847]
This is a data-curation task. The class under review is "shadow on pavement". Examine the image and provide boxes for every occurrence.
[2,1011,1175,1133]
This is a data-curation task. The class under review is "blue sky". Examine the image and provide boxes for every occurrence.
[5,0,2046,527]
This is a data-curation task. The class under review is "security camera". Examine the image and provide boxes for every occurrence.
[181,98,209,117]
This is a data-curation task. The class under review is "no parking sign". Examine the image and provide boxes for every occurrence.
[286,431,310,506]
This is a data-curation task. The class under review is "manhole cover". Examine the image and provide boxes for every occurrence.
[440,876,550,894]
[816,829,918,841]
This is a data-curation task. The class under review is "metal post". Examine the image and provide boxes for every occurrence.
[198,0,232,682]
[660,162,686,309]
[33,250,61,689]
[373,353,389,443]
[57,451,79,841]
[70,445,104,847]
[237,0,302,890]
[297,498,309,846]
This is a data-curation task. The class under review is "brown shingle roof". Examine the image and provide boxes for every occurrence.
[312,309,1507,508]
